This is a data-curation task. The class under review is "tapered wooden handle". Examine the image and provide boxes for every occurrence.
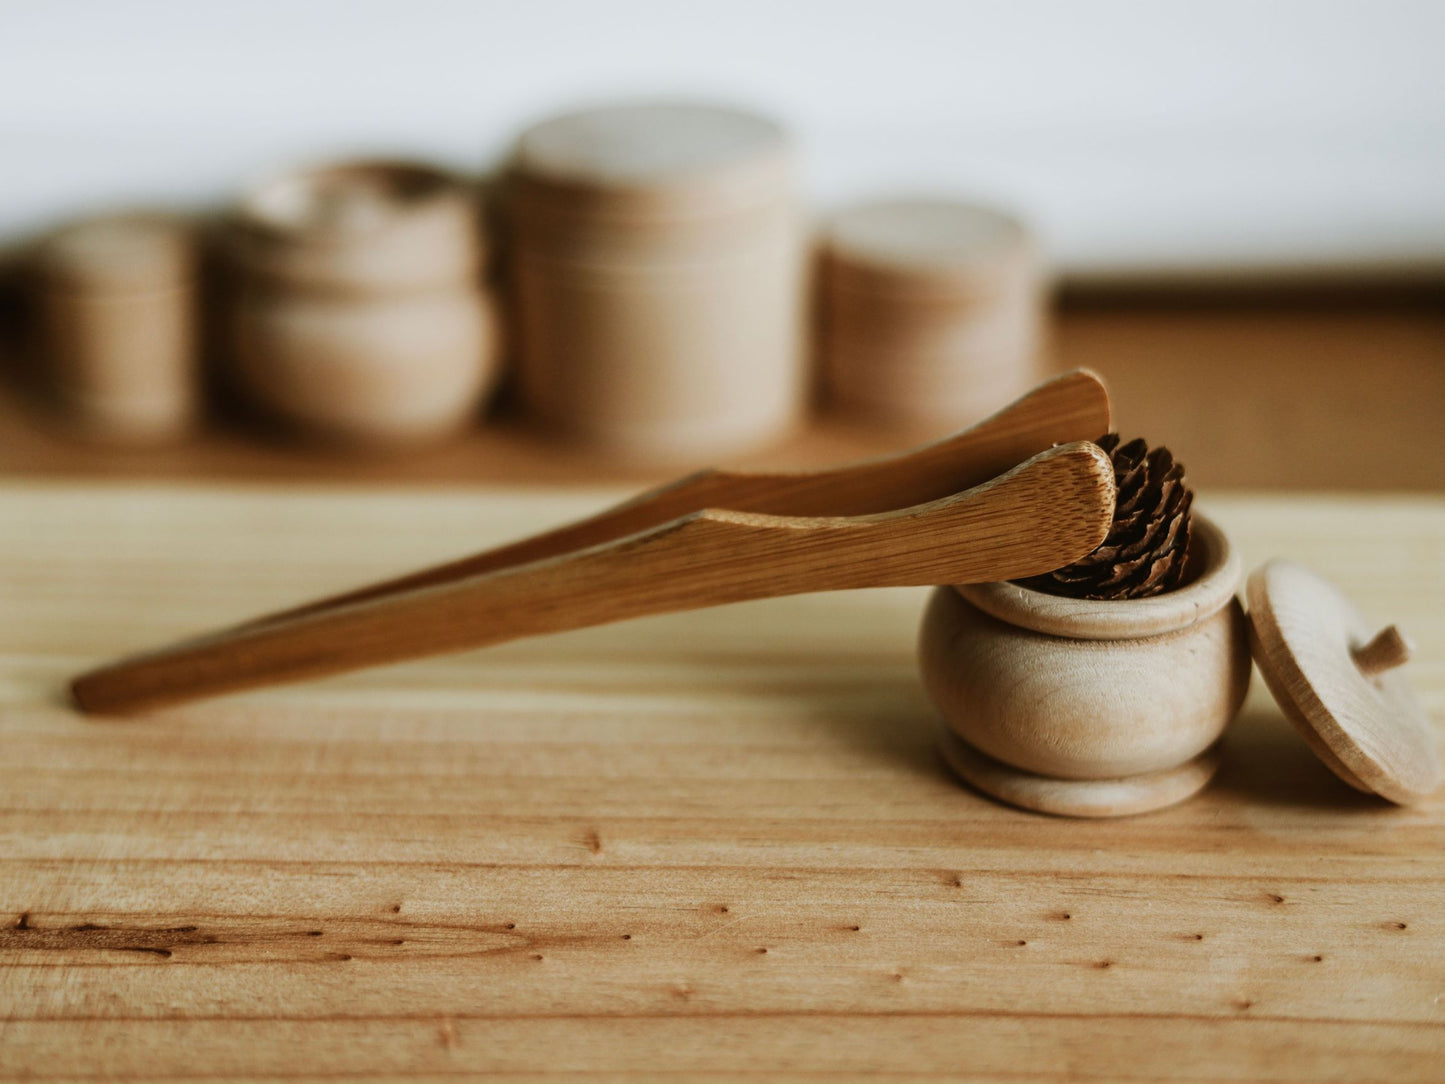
[71,442,1114,716]
[240,369,1111,628]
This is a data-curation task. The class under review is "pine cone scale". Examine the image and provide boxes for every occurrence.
[1015,433,1195,601]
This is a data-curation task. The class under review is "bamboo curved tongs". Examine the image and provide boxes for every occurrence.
[71,370,1114,715]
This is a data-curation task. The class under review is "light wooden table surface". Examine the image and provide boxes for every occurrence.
[2,483,1443,1080]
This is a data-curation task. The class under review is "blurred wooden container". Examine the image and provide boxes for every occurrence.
[508,101,807,463]
[36,213,199,442]
[820,199,1045,437]
[227,160,499,446]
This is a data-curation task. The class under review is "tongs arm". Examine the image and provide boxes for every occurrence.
[71,441,1114,715]
[251,369,1109,626]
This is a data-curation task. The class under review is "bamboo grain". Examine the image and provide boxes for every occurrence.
[69,373,1113,715]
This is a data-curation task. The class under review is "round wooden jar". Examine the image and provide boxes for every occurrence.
[821,198,1044,437]
[918,513,1251,816]
[508,102,806,463]
[227,160,499,445]
[37,213,198,442]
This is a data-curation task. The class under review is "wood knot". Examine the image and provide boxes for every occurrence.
[436,1017,459,1050]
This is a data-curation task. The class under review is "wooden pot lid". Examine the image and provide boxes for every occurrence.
[230,159,482,291]
[1246,560,1440,805]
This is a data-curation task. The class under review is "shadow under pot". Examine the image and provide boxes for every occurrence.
[918,513,1251,817]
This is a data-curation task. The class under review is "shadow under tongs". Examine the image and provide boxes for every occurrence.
[1210,706,1385,813]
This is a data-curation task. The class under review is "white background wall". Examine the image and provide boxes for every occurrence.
[3,0,1443,280]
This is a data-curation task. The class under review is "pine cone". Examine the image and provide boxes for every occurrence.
[1017,433,1194,600]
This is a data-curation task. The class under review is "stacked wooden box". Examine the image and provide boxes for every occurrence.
[820,198,1044,438]
[508,101,807,462]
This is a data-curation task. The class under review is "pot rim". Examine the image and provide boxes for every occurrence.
[236,159,472,237]
[953,511,1240,641]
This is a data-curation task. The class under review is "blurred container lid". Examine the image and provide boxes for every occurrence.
[825,198,1036,298]
[230,159,482,292]
[512,101,795,221]
[38,213,195,292]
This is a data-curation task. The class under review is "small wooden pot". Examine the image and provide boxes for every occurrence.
[231,287,497,444]
[225,159,499,446]
[918,513,1251,817]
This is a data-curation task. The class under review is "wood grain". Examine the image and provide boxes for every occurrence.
[2,482,1444,1080]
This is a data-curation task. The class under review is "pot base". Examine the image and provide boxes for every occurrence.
[937,725,1222,818]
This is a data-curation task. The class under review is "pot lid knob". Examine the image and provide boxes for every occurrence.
[1247,560,1440,805]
